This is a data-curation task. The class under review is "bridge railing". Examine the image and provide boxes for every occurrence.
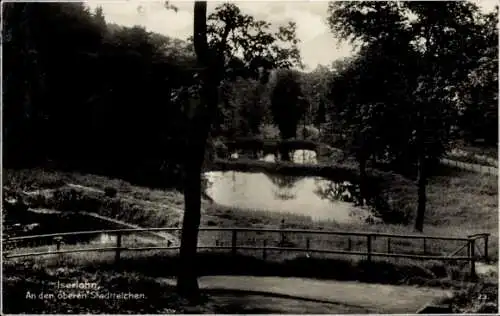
[3,227,490,277]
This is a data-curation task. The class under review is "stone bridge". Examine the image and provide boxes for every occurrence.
[213,137,334,159]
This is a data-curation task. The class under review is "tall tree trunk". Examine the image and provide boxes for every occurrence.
[414,100,426,232]
[177,155,203,297]
[415,153,426,232]
[414,23,436,233]
[414,86,427,232]
[177,1,219,299]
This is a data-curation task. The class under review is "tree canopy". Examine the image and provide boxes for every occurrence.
[326,0,498,231]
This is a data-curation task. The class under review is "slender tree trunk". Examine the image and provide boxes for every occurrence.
[414,87,427,232]
[177,100,220,298]
[414,23,436,233]
[177,1,219,299]
[414,104,426,232]
[177,156,203,298]
[415,153,426,232]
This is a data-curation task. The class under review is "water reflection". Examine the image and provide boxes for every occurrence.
[4,209,161,249]
[204,171,373,223]
[314,180,366,206]
[266,175,303,200]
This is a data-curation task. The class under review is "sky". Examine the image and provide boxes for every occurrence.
[85,0,498,71]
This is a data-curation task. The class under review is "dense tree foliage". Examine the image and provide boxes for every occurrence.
[326,1,498,231]
[3,3,194,188]
[219,78,268,137]
[300,65,332,128]
[204,3,302,139]
[269,69,307,139]
[455,7,499,144]
[2,2,303,184]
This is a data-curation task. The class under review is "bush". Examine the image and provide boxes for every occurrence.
[260,124,280,139]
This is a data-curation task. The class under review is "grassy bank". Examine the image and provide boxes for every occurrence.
[3,168,187,230]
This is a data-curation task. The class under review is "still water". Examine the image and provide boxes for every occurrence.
[207,149,374,223]
[205,171,372,223]
[4,210,161,249]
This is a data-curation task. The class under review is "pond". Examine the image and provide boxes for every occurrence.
[206,149,379,223]
[204,171,377,223]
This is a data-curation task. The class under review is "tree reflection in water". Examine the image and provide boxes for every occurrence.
[314,179,366,206]
[265,174,304,200]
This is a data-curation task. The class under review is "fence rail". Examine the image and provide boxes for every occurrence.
[3,227,477,242]
[3,227,490,277]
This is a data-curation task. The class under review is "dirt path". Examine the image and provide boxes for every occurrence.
[160,275,452,314]
[441,158,498,175]
[79,211,179,245]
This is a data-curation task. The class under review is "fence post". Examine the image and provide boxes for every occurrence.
[467,239,471,258]
[306,238,310,251]
[469,239,476,278]
[387,238,391,253]
[423,238,427,255]
[231,230,237,256]
[262,240,267,260]
[484,234,489,262]
[115,232,122,266]
[347,237,352,251]
[54,237,63,251]
[367,235,372,262]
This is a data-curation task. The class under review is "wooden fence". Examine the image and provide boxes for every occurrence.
[3,227,490,277]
